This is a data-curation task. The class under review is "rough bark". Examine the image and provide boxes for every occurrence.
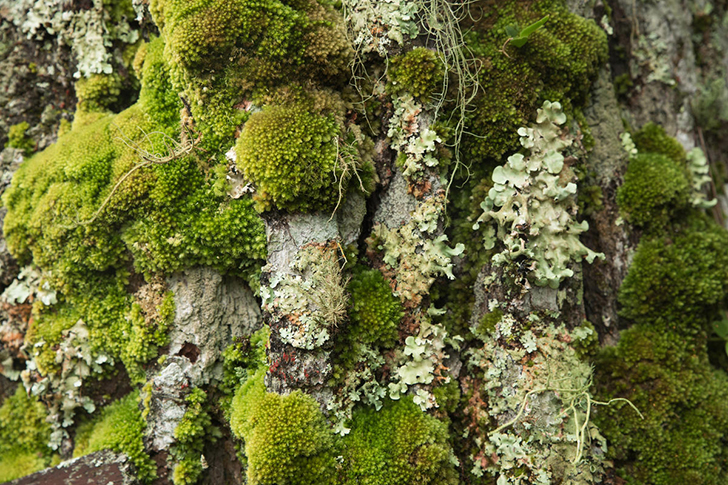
[1,0,728,484]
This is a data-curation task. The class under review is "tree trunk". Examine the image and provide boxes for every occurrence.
[1,0,728,484]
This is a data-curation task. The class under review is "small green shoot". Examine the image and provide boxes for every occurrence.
[504,15,549,49]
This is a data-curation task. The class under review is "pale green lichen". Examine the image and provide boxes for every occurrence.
[387,94,442,181]
[343,0,420,55]
[1,266,57,307]
[368,194,464,306]
[632,32,675,86]
[686,147,717,209]
[328,307,456,436]
[620,132,638,159]
[473,101,604,289]
[469,323,610,484]
[25,319,108,449]
[388,317,452,411]
[8,0,140,78]
[260,244,348,350]
[328,343,389,435]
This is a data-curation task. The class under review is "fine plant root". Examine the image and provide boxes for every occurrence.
[62,124,202,229]
[489,377,643,467]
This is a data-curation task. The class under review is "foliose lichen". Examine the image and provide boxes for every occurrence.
[468,320,609,484]
[368,194,464,307]
[7,0,140,78]
[473,101,604,289]
[261,243,348,350]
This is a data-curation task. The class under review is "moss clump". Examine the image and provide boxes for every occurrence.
[339,398,457,485]
[633,122,687,165]
[220,326,270,414]
[616,153,691,228]
[230,370,336,485]
[75,74,123,114]
[347,268,403,348]
[388,48,445,101]
[150,0,351,147]
[461,0,608,162]
[0,386,54,482]
[157,0,349,77]
[594,326,728,485]
[5,122,35,154]
[618,216,728,331]
[235,102,342,212]
[73,391,155,482]
[171,388,214,485]
[3,35,265,295]
[122,290,175,381]
[477,308,503,338]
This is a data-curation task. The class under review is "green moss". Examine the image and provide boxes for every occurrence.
[633,122,687,165]
[0,386,54,482]
[613,72,634,97]
[133,37,184,130]
[3,35,265,295]
[347,268,403,348]
[0,452,50,483]
[73,391,156,482]
[3,35,264,395]
[388,48,445,101]
[339,398,458,485]
[230,370,336,485]
[594,326,728,485]
[6,122,35,154]
[431,379,461,415]
[477,308,503,338]
[76,74,123,115]
[122,291,175,382]
[220,326,270,415]
[616,153,691,228]
[618,215,728,331]
[461,0,608,162]
[24,272,174,384]
[171,388,215,485]
[150,0,351,147]
[235,102,342,212]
